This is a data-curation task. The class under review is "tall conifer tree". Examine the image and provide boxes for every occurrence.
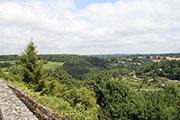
[19,40,45,91]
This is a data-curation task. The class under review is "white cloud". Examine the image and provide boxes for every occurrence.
[0,0,180,55]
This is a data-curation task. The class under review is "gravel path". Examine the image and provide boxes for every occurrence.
[0,79,38,120]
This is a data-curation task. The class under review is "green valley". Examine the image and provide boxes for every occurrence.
[1,42,180,120]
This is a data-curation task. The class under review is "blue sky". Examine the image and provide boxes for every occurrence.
[0,0,180,55]
[75,0,117,9]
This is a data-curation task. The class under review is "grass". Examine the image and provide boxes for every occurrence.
[0,60,17,64]
[0,67,8,72]
[43,61,64,70]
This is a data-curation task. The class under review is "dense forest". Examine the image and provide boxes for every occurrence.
[0,42,180,120]
[136,60,180,80]
[0,55,18,61]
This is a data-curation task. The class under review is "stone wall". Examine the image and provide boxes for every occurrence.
[0,79,38,120]
[0,108,4,120]
[8,84,71,120]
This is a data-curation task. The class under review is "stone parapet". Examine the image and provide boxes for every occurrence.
[0,79,38,120]
[8,84,71,120]
[0,107,4,120]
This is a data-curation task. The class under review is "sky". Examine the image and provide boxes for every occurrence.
[0,0,180,55]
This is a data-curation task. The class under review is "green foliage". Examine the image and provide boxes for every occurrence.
[137,60,180,80]
[0,62,12,68]
[85,56,108,68]
[2,65,23,83]
[19,41,46,91]
[41,78,67,96]
[0,60,17,72]
[62,56,109,80]
[33,95,98,120]
[63,60,91,80]
[3,47,180,120]
[140,87,180,120]
[85,72,180,120]
[51,69,72,84]
[0,69,4,78]
[0,55,18,61]
[61,87,98,108]
[45,68,83,88]
[38,54,81,62]
[39,86,99,120]
[86,73,135,119]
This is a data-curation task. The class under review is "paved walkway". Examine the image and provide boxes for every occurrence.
[0,79,38,120]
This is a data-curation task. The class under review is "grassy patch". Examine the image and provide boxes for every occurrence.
[0,60,17,64]
[43,61,64,70]
[0,67,8,72]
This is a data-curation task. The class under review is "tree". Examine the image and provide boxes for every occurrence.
[60,87,100,120]
[85,73,142,120]
[19,41,45,91]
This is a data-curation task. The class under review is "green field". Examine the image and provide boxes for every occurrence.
[0,67,8,72]
[43,61,64,70]
[0,60,16,64]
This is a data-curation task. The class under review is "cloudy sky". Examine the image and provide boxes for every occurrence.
[0,0,180,55]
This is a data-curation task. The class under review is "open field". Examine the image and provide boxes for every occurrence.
[0,60,16,64]
[0,67,8,72]
[43,61,64,70]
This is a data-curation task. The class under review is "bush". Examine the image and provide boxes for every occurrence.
[33,95,99,120]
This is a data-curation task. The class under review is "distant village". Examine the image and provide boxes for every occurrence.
[107,55,180,66]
